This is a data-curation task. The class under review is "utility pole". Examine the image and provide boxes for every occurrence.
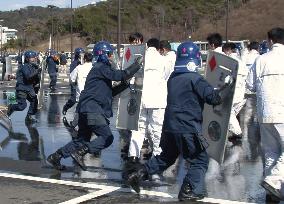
[117,0,121,57]
[48,5,55,50]
[225,0,229,42]
[0,20,4,58]
[71,0,74,60]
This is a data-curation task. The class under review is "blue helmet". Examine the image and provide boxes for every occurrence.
[74,47,85,57]
[259,40,270,55]
[174,41,201,73]
[47,49,57,56]
[93,41,114,65]
[24,50,37,63]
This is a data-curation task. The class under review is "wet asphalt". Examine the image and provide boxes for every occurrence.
[0,73,280,204]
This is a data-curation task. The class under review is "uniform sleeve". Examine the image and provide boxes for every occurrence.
[22,65,38,81]
[193,76,222,105]
[70,67,78,83]
[99,65,126,82]
[246,61,257,92]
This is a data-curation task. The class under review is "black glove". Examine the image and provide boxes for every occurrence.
[134,55,143,66]
[37,68,42,73]
[124,61,142,80]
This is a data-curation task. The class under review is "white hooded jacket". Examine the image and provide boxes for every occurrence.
[246,43,284,123]
[141,47,167,109]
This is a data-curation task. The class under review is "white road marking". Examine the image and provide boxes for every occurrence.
[59,188,120,204]
[0,172,257,204]
[0,172,116,190]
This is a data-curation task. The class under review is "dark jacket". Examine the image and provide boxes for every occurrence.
[77,62,129,118]
[15,63,40,97]
[163,71,221,134]
[46,56,59,74]
[69,59,81,73]
[59,54,67,65]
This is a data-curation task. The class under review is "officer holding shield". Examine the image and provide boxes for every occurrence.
[47,41,143,171]
[127,41,223,201]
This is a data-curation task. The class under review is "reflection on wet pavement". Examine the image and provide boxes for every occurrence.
[0,90,269,203]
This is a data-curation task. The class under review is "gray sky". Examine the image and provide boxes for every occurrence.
[0,0,104,11]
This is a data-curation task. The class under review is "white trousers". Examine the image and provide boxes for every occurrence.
[260,123,284,191]
[229,100,246,135]
[128,108,164,158]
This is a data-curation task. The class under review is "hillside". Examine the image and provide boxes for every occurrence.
[0,0,283,51]
[192,0,284,41]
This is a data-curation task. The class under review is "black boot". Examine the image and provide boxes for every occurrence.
[7,104,14,117]
[228,134,243,146]
[127,164,148,194]
[47,150,66,170]
[178,182,205,201]
[25,115,38,124]
[70,145,89,171]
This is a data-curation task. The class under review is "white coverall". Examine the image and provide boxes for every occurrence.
[242,49,260,69]
[228,54,248,136]
[128,47,168,158]
[163,50,176,80]
[246,43,284,195]
[70,62,93,101]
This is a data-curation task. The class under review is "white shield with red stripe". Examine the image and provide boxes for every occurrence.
[116,44,146,130]
[202,51,239,163]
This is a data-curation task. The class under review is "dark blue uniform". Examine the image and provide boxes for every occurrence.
[59,62,133,157]
[46,56,59,90]
[60,54,67,65]
[10,63,41,116]
[144,71,221,196]
[62,59,81,113]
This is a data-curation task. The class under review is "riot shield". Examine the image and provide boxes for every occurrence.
[202,51,239,164]
[116,44,145,130]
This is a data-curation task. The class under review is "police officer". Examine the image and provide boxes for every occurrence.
[46,50,59,91]
[47,41,143,171]
[62,48,85,115]
[7,50,42,123]
[127,41,223,201]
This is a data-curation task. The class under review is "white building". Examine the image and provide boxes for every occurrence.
[0,26,18,44]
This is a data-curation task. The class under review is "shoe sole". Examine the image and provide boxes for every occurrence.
[261,180,283,200]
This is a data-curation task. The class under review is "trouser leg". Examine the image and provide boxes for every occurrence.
[128,107,148,158]
[27,94,38,115]
[181,133,209,196]
[260,123,284,200]
[147,108,164,156]
[144,131,179,175]
[49,73,57,88]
